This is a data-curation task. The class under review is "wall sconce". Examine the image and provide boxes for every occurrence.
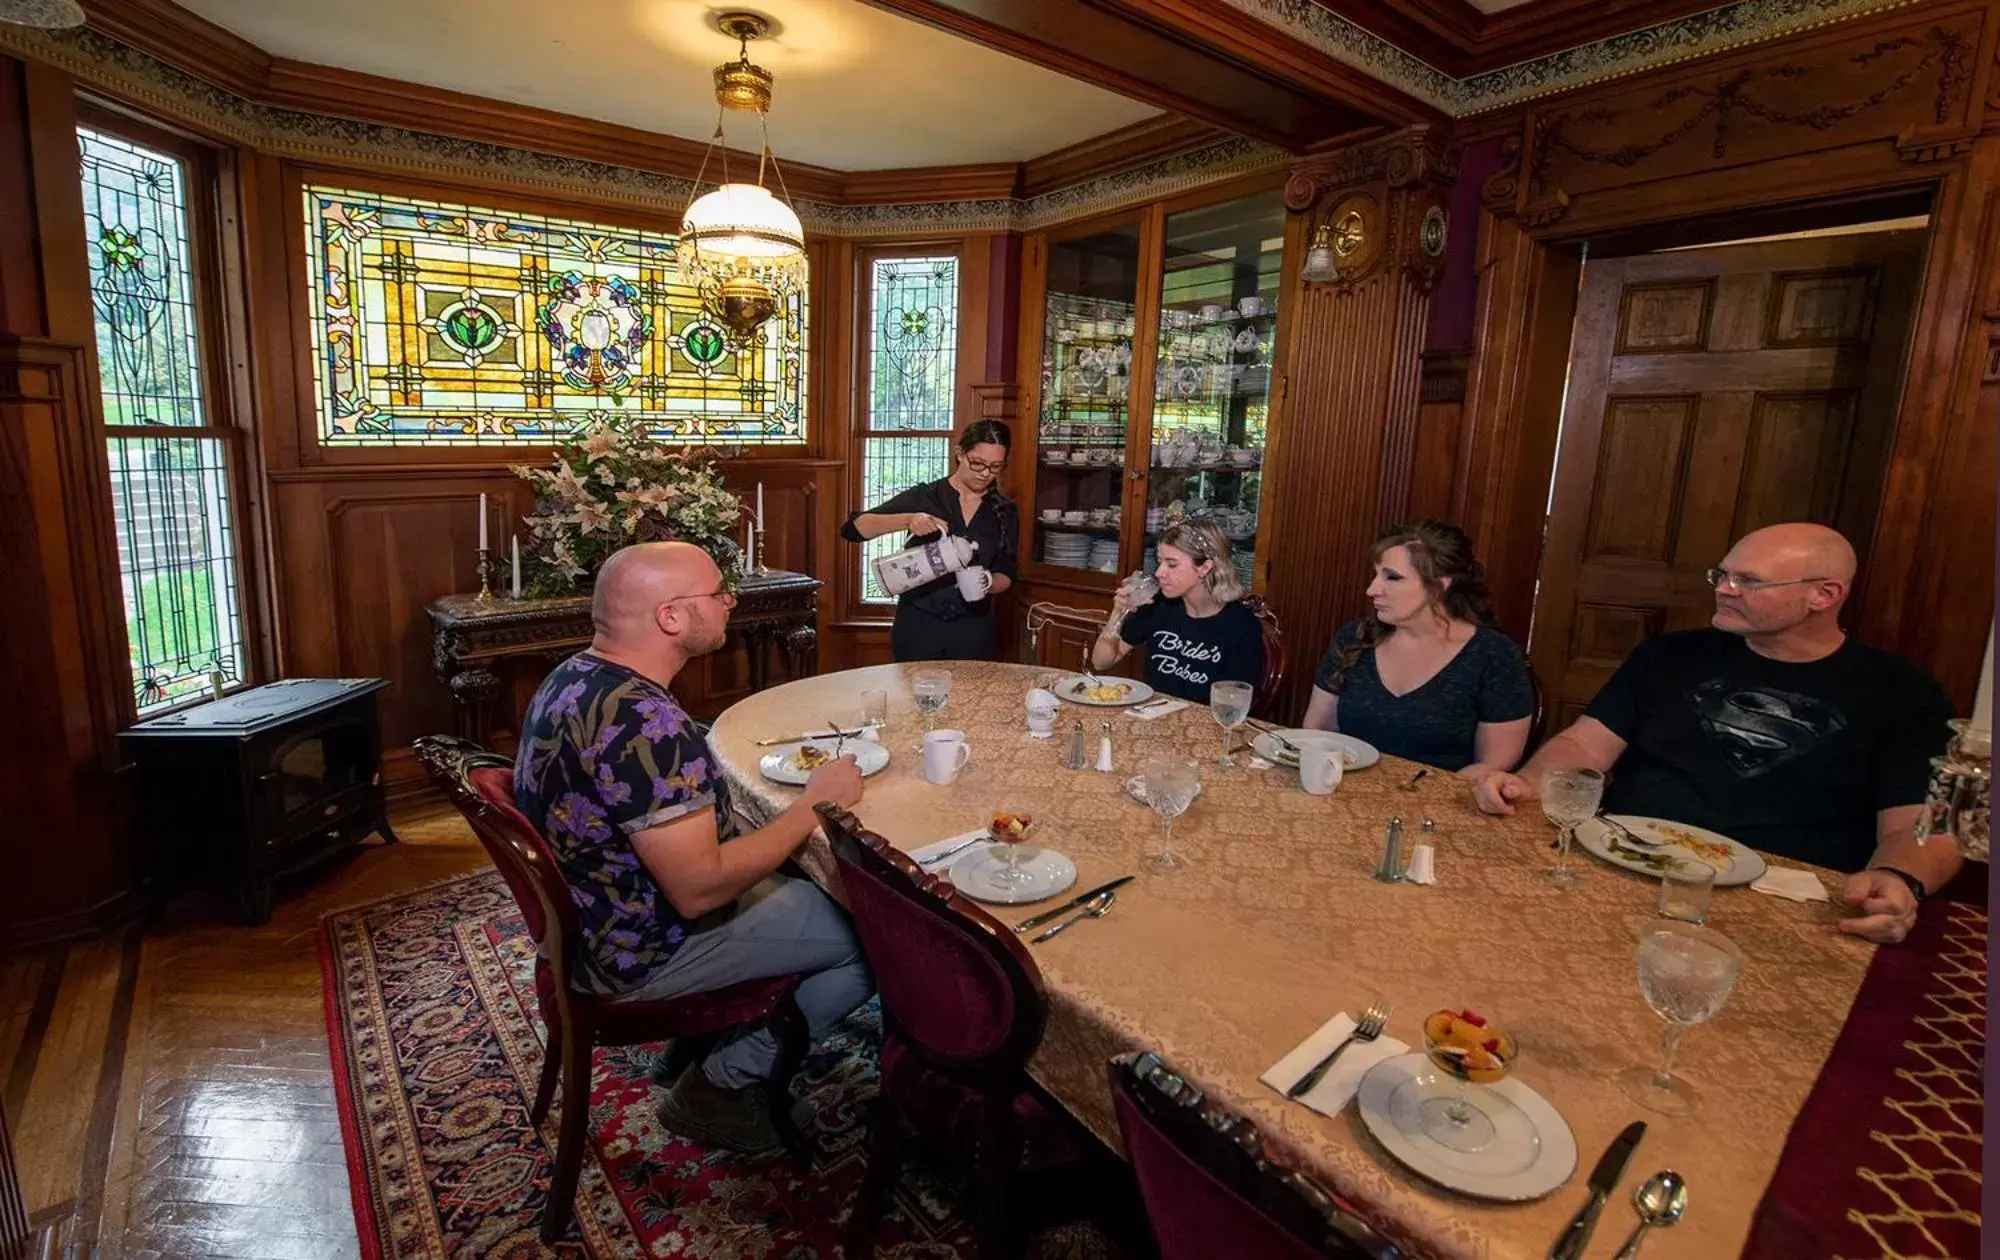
[1300,223,1337,285]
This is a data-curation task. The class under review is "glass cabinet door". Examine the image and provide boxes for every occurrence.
[1142,191,1286,592]
[1031,223,1143,578]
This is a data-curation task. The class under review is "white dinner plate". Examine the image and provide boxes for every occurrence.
[1052,675,1156,708]
[1250,729,1380,771]
[757,739,891,786]
[1356,1053,1577,1202]
[947,847,1078,904]
[1573,815,1768,887]
[1124,775,1205,807]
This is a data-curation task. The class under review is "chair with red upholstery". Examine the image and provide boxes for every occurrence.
[1244,594,1289,721]
[817,803,1102,1260]
[414,735,811,1244]
[1110,1050,1403,1260]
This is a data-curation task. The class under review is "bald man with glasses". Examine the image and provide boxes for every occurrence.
[1471,523,1960,944]
[514,542,871,1157]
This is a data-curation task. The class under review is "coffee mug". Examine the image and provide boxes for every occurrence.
[922,730,972,784]
[1299,743,1345,796]
[956,566,991,602]
[1239,296,1266,317]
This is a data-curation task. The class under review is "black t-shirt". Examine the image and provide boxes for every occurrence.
[840,477,1018,621]
[1585,628,1954,872]
[1316,621,1533,772]
[1119,597,1265,702]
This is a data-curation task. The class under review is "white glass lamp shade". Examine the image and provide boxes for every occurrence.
[1300,225,1338,284]
[0,0,87,28]
[682,183,805,265]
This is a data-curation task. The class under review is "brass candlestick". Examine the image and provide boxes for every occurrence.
[1919,718,1990,863]
[752,524,768,576]
[475,546,494,602]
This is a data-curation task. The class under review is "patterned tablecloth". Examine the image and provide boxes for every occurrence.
[711,662,1879,1260]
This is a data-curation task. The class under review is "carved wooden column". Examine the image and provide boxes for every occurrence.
[1262,128,1456,720]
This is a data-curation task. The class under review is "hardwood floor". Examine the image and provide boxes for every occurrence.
[1,805,487,1260]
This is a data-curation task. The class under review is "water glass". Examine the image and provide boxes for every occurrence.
[1619,921,1742,1116]
[859,688,888,736]
[1209,681,1253,768]
[912,671,951,748]
[1142,757,1199,875]
[1540,767,1605,890]
[1659,859,1715,924]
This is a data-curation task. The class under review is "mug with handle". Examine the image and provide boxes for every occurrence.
[1299,742,1345,796]
[955,566,991,602]
[922,729,972,784]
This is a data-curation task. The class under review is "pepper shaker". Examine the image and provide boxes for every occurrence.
[1375,815,1406,883]
[1063,720,1088,770]
[1095,720,1115,773]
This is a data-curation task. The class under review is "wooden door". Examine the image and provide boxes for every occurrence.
[1531,229,1926,730]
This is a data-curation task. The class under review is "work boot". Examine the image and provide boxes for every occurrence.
[654,1067,787,1161]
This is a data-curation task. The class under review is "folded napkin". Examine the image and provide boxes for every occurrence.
[1130,697,1191,720]
[908,829,989,866]
[1751,866,1830,902]
[1404,843,1437,885]
[1261,1013,1410,1117]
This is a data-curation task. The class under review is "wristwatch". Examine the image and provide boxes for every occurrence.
[1871,865,1927,903]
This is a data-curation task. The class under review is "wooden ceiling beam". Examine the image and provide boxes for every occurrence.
[858,0,1428,149]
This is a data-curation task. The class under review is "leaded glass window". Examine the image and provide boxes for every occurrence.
[859,256,960,603]
[303,185,807,445]
[79,126,248,713]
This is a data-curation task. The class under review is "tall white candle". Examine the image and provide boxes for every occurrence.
[478,493,489,550]
[745,519,757,575]
[756,482,766,530]
[510,535,522,599]
[1971,620,1994,737]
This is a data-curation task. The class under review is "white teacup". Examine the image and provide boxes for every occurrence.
[1299,742,1345,796]
[922,729,971,784]
[955,566,991,602]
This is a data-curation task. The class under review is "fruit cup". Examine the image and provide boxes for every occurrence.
[1416,1008,1518,1153]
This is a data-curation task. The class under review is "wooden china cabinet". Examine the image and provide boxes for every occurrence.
[1011,181,1294,669]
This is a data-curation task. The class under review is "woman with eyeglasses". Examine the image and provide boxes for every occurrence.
[1301,520,1533,775]
[1091,517,1265,702]
[842,420,1018,662]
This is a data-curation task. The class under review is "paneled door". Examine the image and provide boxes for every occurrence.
[1531,229,1926,729]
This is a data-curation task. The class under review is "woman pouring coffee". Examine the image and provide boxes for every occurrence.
[842,420,1018,662]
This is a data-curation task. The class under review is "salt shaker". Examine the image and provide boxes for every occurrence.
[1374,816,1405,883]
[1095,720,1115,772]
[1063,720,1088,770]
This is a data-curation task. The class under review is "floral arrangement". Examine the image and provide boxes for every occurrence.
[513,412,744,596]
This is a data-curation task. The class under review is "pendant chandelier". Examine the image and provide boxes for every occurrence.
[681,12,806,339]
[0,0,86,29]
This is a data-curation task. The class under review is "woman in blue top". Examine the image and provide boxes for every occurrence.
[1302,520,1532,775]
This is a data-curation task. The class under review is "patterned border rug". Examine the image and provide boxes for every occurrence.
[321,869,1117,1258]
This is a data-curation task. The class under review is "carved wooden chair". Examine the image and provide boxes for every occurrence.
[414,735,810,1244]
[1244,594,1289,721]
[1110,1050,1404,1259]
[1021,600,1106,670]
[818,803,1101,1259]
[1525,659,1550,757]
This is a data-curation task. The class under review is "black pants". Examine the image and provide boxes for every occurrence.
[891,602,998,662]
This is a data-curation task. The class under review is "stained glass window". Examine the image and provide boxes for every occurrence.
[303,185,807,445]
[79,127,248,713]
[859,256,960,603]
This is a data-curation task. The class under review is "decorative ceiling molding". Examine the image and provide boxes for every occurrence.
[0,23,1285,238]
[1218,0,1925,114]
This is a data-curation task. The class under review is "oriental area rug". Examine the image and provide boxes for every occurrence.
[321,869,1116,1259]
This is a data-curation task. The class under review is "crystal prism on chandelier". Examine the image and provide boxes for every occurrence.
[680,12,806,338]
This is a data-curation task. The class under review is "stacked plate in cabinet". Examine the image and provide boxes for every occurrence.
[1043,533,1093,568]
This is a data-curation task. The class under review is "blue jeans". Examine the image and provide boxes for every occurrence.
[616,874,872,1089]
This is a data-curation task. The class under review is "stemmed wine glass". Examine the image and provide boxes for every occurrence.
[1142,757,1199,875]
[1540,767,1604,890]
[1618,921,1741,1116]
[1209,681,1253,769]
[912,670,951,750]
[989,818,1040,889]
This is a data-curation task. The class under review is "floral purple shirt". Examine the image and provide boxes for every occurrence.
[513,653,735,995]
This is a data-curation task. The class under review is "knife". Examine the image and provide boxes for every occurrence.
[1549,1121,1646,1260]
[756,727,864,747]
[1012,876,1135,932]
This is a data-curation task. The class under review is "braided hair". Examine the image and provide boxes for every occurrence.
[1322,520,1495,694]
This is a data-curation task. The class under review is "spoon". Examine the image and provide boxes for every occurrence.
[1398,768,1429,793]
[1612,1171,1688,1259]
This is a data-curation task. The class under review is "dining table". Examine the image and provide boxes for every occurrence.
[708,660,1900,1260]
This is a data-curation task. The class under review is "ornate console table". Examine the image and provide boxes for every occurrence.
[427,569,820,740]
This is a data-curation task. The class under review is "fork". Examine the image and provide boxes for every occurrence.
[1030,890,1116,943]
[1286,1001,1392,1099]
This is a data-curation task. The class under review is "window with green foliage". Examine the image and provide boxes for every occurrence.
[79,125,248,713]
[858,255,960,603]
